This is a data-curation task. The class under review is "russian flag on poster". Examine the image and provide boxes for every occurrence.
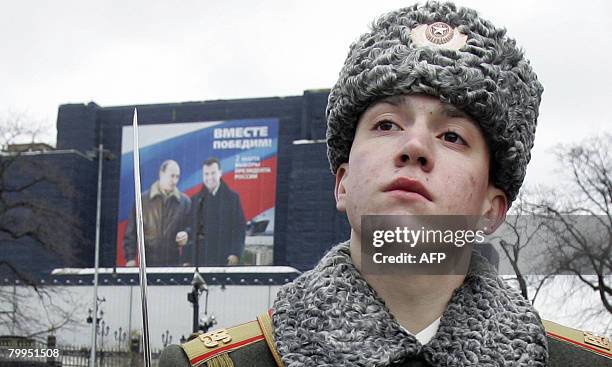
[116,118,278,267]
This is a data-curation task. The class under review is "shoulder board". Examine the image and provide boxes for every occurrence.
[543,319,611,359]
[256,309,284,367]
[181,310,284,367]
[181,320,264,367]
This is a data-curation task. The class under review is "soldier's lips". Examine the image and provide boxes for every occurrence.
[383,177,433,202]
[385,189,430,202]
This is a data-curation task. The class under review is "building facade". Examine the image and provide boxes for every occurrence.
[1,89,351,278]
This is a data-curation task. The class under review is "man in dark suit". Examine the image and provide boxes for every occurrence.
[189,157,246,266]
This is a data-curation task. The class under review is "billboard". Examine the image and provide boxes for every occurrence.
[116,118,278,267]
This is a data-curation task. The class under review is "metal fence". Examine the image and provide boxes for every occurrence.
[0,339,162,367]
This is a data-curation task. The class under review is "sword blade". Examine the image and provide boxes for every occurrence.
[132,108,152,367]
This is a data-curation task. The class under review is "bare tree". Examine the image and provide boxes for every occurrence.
[526,133,612,331]
[491,191,552,304]
[540,134,610,309]
[0,112,89,338]
[489,134,611,334]
[0,112,87,265]
[0,262,87,339]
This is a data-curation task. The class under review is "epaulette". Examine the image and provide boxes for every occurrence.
[180,310,284,367]
[543,319,611,360]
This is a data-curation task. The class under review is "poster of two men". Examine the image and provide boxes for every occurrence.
[116,118,278,267]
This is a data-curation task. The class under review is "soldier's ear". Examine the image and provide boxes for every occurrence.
[481,185,507,234]
[334,163,349,212]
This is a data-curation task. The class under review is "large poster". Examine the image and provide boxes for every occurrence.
[116,118,278,267]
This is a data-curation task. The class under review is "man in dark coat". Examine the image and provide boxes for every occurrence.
[188,157,246,266]
[124,160,191,267]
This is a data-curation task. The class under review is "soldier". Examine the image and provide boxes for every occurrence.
[160,2,611,366]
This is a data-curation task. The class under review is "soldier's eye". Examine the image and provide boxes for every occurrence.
[441,131,467,145]
[375,120,401,131]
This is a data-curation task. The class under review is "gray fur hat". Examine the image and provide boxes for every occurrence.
[326,1,543,203]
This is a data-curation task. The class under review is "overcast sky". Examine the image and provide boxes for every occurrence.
[1,0,611,188]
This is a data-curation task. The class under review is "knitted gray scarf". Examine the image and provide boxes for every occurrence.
[272,242,548,366]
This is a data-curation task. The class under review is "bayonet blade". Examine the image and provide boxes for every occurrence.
[132,108,152,367]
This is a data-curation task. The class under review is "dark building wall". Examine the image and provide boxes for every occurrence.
[0,152,97,277]
[286,142,351,270]
[56,102,99,153]
[50,90,347,272]
[300,91,330,141]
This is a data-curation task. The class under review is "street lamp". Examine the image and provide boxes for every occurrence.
[187,271,218,333]
[187,271,207,333]
[114,327,127,349]
[161,330,172,348]
[97,320,110,367]
[86,144,115,367]
[86,301,105,326]
[98,320,110,337]
[200,314,217,334]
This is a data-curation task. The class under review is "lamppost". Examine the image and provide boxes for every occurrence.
[161,330,172,348]
[97,320,110,348]
[97,320,110,367]
[86,144,115,367]
[86,307,102,326]
[114,327,127,349]
[187,271,206,333]
[200,314,217,334]
[86,298,106,335]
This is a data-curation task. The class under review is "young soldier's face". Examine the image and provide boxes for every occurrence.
[334,94,507,234]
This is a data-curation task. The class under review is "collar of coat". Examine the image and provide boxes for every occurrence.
[198,179,228,199]
[149,180,182,201]
[272,241,548,366]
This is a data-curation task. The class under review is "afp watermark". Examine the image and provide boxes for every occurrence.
[361,215,488,275]
[361,214,611,277]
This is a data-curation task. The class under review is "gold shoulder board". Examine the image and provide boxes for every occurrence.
[257,310,284,367]
[543,319,611,359]
[180,310,285,367]
[181,320,265,367]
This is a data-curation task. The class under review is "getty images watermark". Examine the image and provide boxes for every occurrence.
[361,215,487,275]
[361,215,611,276]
